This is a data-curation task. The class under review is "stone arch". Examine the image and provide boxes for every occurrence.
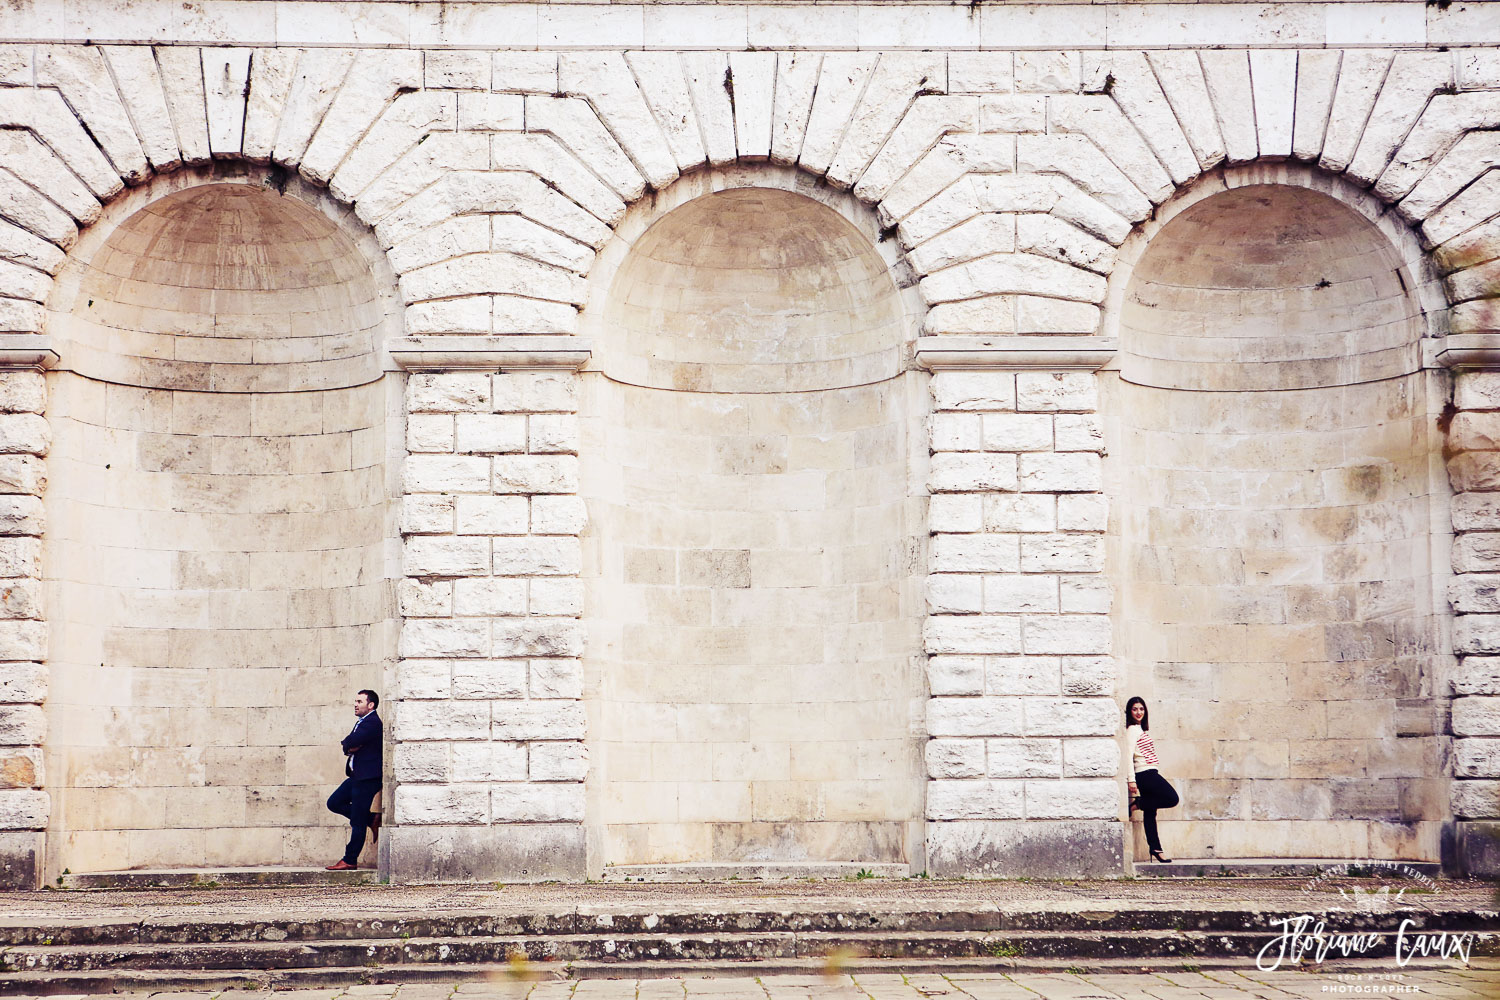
[577,166,930,872]
[40,165,403,876]
[1100,165,1452,862]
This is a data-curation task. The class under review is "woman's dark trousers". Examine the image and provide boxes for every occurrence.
[1135,768,1179,853]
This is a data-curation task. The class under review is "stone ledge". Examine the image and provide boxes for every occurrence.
[927,818,1124,878]
[0,336,58,371]
[1431,334,1500,371]
[914,337,1117,372]
[389,337,591,372]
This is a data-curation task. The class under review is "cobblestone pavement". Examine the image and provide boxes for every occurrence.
[10,969,1500,1000]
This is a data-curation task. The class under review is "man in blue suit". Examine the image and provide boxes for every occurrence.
[325,689,382,870]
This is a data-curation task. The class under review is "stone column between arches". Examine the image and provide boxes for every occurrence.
[390,338,590,883]
[919,338,1123,877]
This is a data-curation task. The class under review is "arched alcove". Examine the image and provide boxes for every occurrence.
[1105,176,1451,862]
[44,174,401,873]
[580,175,928,870]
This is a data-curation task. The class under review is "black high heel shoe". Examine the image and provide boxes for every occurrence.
[1150,849,1172,863]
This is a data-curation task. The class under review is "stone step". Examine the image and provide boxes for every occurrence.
[0,955,1492,996]
[55,866,376,890]
[1134,859,1446,879]
[5,904,1492,947]
[5,925,1498,975]
[603,862,910,882]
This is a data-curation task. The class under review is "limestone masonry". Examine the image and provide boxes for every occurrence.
[0,0,1497,886]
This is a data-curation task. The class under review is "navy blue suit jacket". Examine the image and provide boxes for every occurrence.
[341,711,382,780]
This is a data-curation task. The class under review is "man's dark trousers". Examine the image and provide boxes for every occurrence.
[326,777,380,865]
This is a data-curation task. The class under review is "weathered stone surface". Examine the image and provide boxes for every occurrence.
[928,819,1123,877]
[388,823,585,882]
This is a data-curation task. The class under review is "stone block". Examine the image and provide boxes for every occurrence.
[981,414,1053,452]
[388,823,585,882]
[493,700,586,741]
[930,495,982,533]
[1016,372,1096,412]
[529,579,583,617]
[395,784,489,825]
[406,413,454,453]
[494,455,579,494]
[1024,615,1110,655]
[927,779,1024,820]
[404,455,491,494]
[986,656,1060,696]
[0,662,43,704]
[1454,779,1500,819]
[927,738,986,779]
[397,659,452,700]
[398,578,452,617]
[927,819,1122,877]
[1061,656,1115,697]
[452,578,526,617]
[931,534,1018,574]
[452,742,528,782]
[452,659,527,700]
[529,658,583,699]
[0,746,37,787]
[531,495,587,535]
[401,495,454,535]
[493,620,584,658]
[927,655,984,696]
[984,575,1057,614]
[931,372,1015,412]
[1454,696,1500,736]
[0,372,43,414]
[404,536,489,576]
[1019,453,1102,493]
[1024,778,1117,819]
[925,616,1022,656]
[530,741,588,781]
[408,373,490,413]
[0,538,38,578]
[0,830,40,888]
[455,413,527,454]
[1020,534,1103,573]
[0,788,46,829]
[929,452,1018,493]
[0,623,42,664]
[493,372,578,414]
[1060,577,1110,614]
[0,495,42,536]
[1062,738,1118,777]
[1450,453,1500,492]
[1456,738,1500,778]
[0,455,44,494]
[396,702,490,741]
[400,620,489,658]
[1057,494,1107,531]
[1457,615,1500,656]
[529,413,579,455]
[986,738,1061,778]
[1454,574,1500,614]
[928,574,982,614]
[492,783,585,822]
[493,537,581,577]
[392,742,449,782]
[983,494,1054,532]
[1023,697,1116,737]
[932,412,982,452]
[928,696,1023,737]
[1455,533,1500,573]
[1455,656,1500,695]
[1455,493,1500,531]
[455,496,529,535]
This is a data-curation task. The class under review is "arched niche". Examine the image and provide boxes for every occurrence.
[43,169,402,874]
[1103,167,1451,863]
[579,169,928,871]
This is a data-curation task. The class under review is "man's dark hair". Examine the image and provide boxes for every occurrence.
[359,689,379,709]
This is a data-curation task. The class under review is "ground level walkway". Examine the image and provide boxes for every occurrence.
[12,969,1500,1000]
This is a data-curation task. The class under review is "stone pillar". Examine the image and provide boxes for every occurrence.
[1442,341,1500,874]
[917,337,1123,877]
[386,337,589,882]
[0,338,54,889]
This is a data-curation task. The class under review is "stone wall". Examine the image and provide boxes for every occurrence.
[0,1,1493,881]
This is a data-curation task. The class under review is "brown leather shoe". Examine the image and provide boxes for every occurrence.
[325,860,355,871]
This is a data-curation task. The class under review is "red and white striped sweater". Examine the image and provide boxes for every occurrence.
[1127,724,1159,772]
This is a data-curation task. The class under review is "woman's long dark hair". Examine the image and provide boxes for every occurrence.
[1125,696,1150,731]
